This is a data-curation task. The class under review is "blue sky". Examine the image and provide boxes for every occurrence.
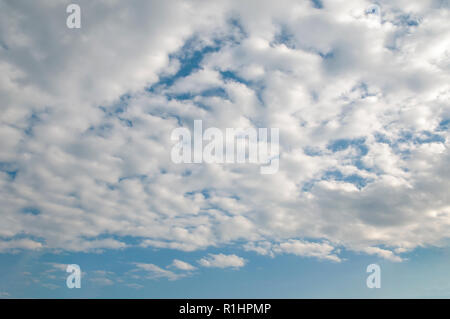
[0,0,450,298]
[2,246,450,298]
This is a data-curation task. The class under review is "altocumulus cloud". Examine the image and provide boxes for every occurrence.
[0,0,449,266]
[171,259,197,271]
[198,254,247,269]
[132,263,184,281]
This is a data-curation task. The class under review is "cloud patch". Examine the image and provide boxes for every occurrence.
[0,0,449,265]
[198,253,246,269]
[171,259,197,271]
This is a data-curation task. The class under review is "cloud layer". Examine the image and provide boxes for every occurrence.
[0,0,449,264]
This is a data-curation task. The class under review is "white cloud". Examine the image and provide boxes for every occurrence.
[0,0,449,264]
[275,240,342,262]
[46,263,67,271]
[198,253,246,269]
[132,263,183,281]
[0,239,43,252]
[171,259,197,271]
[244,240,341,262]
[361,246,403,262]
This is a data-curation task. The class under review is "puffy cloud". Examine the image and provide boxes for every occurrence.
[0,0,449,264]
[171,259,197,271]
[0,239,43,252]
[361,247,403,262]
[132,263,182,281]
[198,253,246,269]
[244,240,341,262]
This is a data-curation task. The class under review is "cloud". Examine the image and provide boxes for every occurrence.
[198,253,246,269]
[132,263,184,281]
[0,239,43,252]
[87,270,115,286]
[361,247,403,262]
[90,277,114,286]
[171,259,197,271]
[276,240,341,262]
[244,240,342,262]
[0,0,449,265]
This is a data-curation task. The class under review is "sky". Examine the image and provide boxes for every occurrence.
[0,0,450,298]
